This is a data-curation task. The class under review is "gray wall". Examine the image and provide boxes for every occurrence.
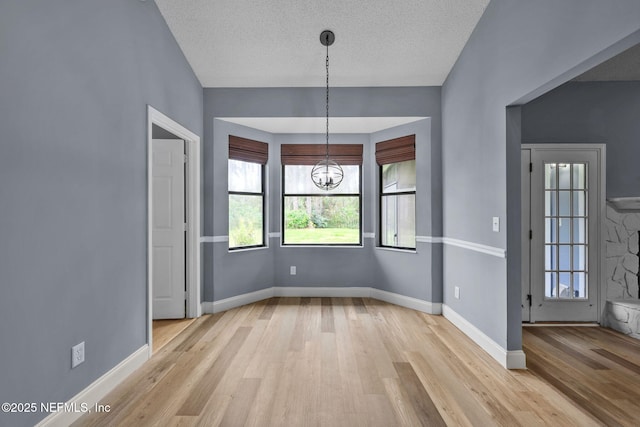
[203,87,442,302]
[442,0,640,351]
[209,120,275,301]
[0,1,203,426]
[372,119,442,302]
[523,81,640,198]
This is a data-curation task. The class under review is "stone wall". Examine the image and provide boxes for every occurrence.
[605,204,640,300]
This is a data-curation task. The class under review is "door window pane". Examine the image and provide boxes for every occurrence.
[573,164,586,190]
[543,161,589,300]
[545,164,556,189]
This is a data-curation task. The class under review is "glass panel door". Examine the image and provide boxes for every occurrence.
[528,147,601,322]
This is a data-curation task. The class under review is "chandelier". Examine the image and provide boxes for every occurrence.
[311,30,343,191]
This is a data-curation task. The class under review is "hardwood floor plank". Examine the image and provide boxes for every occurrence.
[321,297,335,333]
[352,297,368,313]
[591,347,640,376]
[393,362,447,427]
[526,327,609,370]
[219,378,261,427]
[258,297,280,320]
[176,326,252,416]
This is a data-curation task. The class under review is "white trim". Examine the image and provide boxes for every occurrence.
[206,288,275,313]
[375,246,417,254]
[203,286,442,315]
[147,106,202,355]
[363,232,375,239]
[200,236,215,243]
[370,288,442,314]
[268,232,281,238]
[416,235,442,243]
[442,237,506,258]
[442,305,526,369]
[274,286,371,298]
[35,346,149,427]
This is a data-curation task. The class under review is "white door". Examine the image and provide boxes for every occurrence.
[528,147,601,322]
[152,139,186,319]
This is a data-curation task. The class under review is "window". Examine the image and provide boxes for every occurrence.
[376,135,416,249]
[281,144,363,245]
[228,135,268,250]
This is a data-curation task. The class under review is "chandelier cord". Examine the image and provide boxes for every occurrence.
[325,35,330,161]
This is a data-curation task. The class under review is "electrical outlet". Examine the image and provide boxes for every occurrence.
[71,342,85,368]
[492,217,500,232]
[454,286,460,299]
[290,266,296,275]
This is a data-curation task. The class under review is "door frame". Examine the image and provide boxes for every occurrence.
[147,105,201,355]
[521,143,606,323]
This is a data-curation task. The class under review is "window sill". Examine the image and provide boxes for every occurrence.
[375,246,417,254]
[280,245,364,249]
[228,246,269,253]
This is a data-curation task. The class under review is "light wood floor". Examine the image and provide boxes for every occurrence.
[523,325,640,427]
[153,318,196,353]
[77,298,602,426]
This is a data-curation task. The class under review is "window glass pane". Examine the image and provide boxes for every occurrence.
[558,245,571,271]
[559,272,571,298]
[558,191,571,216]
[382,160,416,193]
[545,245,557,270]
[572,191,586,216]
[545,191,556,216]
[229,159,262,193]
[573,218,587,244]
[573,272,587,298]
[558,218,571,243]
[545,218,557,243]
[284,165,359,194]
[229,194,263,248]
[545,272,557,298]
[381,194,416,248]
[545,164,556,189]
[573,245,586,270]
[283,196,360,244]
[573,164,586,190]
[558,164,571,189]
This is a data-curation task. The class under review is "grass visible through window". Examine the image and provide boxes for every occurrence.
[284,228,360,244]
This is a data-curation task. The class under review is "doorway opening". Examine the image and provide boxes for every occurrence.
[147,106,201,355]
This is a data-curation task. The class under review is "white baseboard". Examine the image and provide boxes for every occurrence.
[371,288,442,315]
[442,305,526,370]
[203,286,442,315]
[36,345,149,427]
[273,286,371,298]
[204,287,275,314]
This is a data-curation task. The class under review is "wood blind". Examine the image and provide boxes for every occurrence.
[375,135,415,165]
[281,144,363,165]
[229,135,269,164]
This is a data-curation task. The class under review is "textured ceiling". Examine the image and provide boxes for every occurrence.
[573,43,640,82]
[155,0,490,88]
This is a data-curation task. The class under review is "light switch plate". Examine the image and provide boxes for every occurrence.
[492,217,500,232]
